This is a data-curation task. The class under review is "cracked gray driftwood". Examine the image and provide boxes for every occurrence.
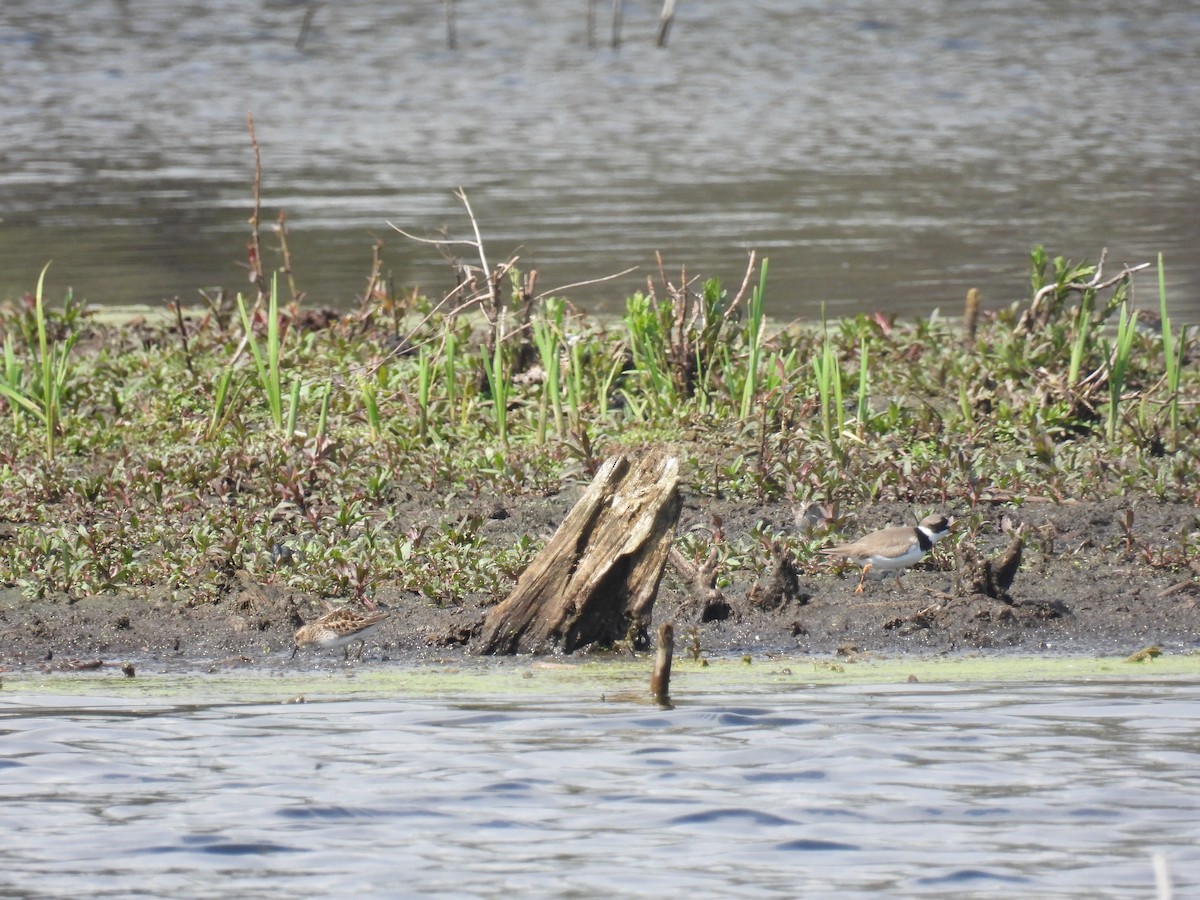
[477,451,681,655]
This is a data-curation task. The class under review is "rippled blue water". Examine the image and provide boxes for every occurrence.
[1,678,1197,898]
[2,1,1198,315]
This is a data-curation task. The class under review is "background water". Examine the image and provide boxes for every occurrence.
[2,677,1197,898]
[1,1,1198,318]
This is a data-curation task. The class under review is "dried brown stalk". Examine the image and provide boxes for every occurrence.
[963,287,980,347]
[387,188,638,388]
[274,210,302,305]
[170,298,196,378]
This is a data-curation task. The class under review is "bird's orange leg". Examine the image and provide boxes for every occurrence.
[855,563,873,593]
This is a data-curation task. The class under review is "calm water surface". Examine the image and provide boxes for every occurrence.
[2,1,1198,317]
[2,678,1197,898]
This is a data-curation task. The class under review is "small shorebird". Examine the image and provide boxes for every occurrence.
[292,607,389,660]
[821,514,953,593]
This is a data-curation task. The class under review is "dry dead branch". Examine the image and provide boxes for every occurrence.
[1016,248,1151,335]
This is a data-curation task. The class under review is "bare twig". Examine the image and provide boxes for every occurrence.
[1154,579,1195,599]
[1095,261,1152,289]
[1033,251,1150,307]
[385,225,479,248]
[654,249,671,297]
[274,210,301,305]
[722,250,758,324]
[358,238,385,318]
[387,187,506,323]
[388,190,636,392]
[1018,248,1151,334]
[455,188,498,316]
[357,281,480,381]
[533,267,639,301]
[390,189,523,395]
[611,0,623,49]
[1152,850,1173,900]
[668,546,725,610]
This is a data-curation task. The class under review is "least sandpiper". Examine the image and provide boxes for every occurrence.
[292,607,389,660]
[821,514,953,593]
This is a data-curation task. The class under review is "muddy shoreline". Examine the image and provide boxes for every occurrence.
[3,492,1197,675]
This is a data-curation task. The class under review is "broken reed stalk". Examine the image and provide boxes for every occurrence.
[963,287,980,347]
[611,0,623,48]
[656,0,678,47]
[650,622,674,706]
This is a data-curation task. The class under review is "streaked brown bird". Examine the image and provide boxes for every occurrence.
[293,607,389,660]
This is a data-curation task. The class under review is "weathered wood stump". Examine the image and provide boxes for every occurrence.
[954,535,1024,602]
[477,451,681,655]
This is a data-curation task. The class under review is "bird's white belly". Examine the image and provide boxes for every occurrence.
[317,622,383,649]
[861,546,925,570]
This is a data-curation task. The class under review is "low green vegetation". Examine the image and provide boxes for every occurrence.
[0,245,1195,605]
[0,263,77,462]
[7,652,1199,701]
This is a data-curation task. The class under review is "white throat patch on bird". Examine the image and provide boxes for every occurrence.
[821,513,953,593]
